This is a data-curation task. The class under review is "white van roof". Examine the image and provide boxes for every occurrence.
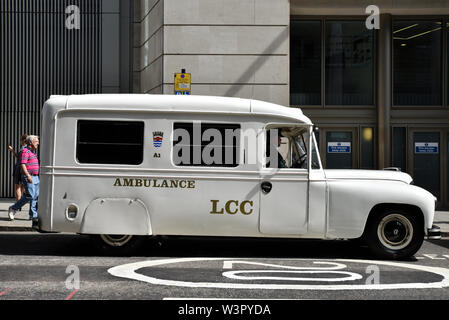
[47,94,312,125]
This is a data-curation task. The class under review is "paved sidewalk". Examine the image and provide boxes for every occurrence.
[0,199,33,231]
[0,198,448,235]
[432,210,449,237]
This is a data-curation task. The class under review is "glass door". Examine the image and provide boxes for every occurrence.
[411,131,441,201]
[446,132,449,208]
[325,131,354,169]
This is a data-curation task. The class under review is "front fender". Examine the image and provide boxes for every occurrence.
[327,180,435,239]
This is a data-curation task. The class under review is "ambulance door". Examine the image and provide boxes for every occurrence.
[259,127,309,235]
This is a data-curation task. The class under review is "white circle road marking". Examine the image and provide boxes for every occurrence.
[222,260,362,282]
[222,260,349,270]
[107,257,449,291]
[222,270,363,282]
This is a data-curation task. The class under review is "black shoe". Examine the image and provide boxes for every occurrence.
[32,219,39,230]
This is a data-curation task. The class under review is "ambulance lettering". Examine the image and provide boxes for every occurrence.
[113,178,195,189]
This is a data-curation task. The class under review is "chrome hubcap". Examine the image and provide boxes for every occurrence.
[100,234,133,247]
[377,214,413,250]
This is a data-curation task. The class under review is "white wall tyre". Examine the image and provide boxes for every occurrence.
[364,208,424,260]
[100,234,134,247]
[91,234,146,256]
[377,214,413,250]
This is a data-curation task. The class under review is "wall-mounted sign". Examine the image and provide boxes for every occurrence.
[174,72,191,95]
[415,142,439,154]
[328,142,351,153]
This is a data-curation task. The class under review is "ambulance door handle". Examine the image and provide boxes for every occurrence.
[261,181,272,194]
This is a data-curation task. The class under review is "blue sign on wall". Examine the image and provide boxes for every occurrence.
[415,142,439,154]
[328,142,351,153]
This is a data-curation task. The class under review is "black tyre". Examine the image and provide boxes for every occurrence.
[91,234,146,256]
[364,208,424,260]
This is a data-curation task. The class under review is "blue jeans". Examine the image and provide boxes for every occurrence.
[11,175,39,219]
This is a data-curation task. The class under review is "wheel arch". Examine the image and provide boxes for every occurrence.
[363,203,425,236]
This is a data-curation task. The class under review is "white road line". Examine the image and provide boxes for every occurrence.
[423,254,446,260]
[222,270,362,282]
[108,257,449,291]
[163,298,314,300]
[222,260,348,270]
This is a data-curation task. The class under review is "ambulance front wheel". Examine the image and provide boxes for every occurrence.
[91,234,145,255]
[363,207,424,260]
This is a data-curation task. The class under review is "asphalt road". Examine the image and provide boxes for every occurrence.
[0,232,449,303]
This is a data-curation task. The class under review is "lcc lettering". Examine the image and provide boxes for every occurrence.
[210,200,253,215]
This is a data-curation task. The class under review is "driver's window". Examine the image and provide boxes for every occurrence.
[311,132,321,169]
[292,134,308,168]
[266,127,308,169]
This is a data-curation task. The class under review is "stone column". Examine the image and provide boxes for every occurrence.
[133,0,290,105]
[377,13,392,169]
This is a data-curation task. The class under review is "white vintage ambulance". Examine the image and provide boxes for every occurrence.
[38,94,440,259]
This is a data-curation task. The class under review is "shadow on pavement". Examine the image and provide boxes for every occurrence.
[0,232,382,260]
[0,217,30,222]
[0,233,97,256]
[154,236,377,260]
[428,238,449,250]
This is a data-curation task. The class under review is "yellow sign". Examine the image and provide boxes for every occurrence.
[174,73,191,95]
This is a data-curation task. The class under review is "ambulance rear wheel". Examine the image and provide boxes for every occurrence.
[91,234,145,255]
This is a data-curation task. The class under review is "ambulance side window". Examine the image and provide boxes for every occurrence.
[76,120,144,165]
[173,122,240,167]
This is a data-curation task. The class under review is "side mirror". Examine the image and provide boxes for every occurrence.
[313,125,319,133]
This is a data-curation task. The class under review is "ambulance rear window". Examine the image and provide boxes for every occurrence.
[76,120,144,165]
